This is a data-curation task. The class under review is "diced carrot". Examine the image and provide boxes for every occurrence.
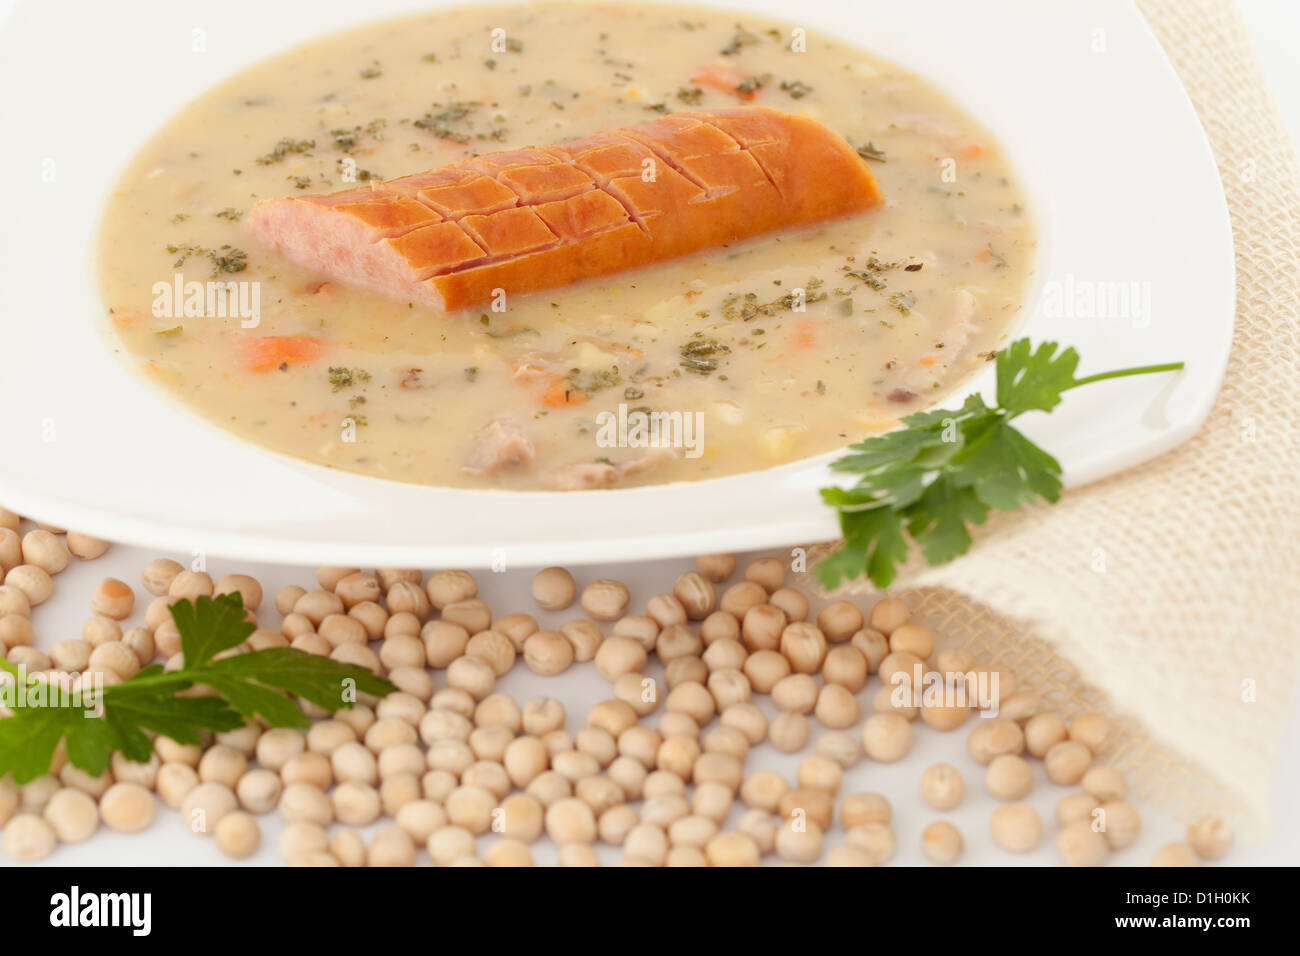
[110,310,141,329]
[919,354,938,366]
[765,318,819,363]
[959,143,984,159]
[692,63,757,101]
[539,378,587,407]
[792,317,817,350]
[235,334,326,372]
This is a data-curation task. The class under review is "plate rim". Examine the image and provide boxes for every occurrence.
[0,0,1235,568]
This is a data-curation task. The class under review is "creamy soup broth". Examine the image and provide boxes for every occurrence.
[99,1,1036,490]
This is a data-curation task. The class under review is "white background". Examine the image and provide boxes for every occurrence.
[1,0,1296,866]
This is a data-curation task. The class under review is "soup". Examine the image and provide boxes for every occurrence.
[98,1,1036,490]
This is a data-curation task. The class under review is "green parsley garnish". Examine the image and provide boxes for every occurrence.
[211,247,247,274]
[331,129,360,151]
[565,367,622,396]
[0,595,392,783]
[413,101,481,144]
[888,292,916,315]
[680,336,729,375]
[720,24,759,55]
[721,277,825,321]
[165,244,247,278]
[255,137,314,165]
[328,367,370,391]
[815,340,1184,590]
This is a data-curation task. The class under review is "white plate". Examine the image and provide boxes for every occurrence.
[0,0,1232,568]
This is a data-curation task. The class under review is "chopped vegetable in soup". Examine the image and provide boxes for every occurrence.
[98,1,1036,490]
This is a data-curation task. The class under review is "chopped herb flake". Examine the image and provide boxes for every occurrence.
[256,137,314,165]
[680,336,730,374]
[888,292,916,315]
[856,142,887,163]
[328,367,371,391]
[721,24,759,55]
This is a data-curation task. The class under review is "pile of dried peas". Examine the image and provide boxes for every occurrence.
[0,506,1237,866]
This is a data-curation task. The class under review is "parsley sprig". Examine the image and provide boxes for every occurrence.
[815,339,1184,590]
[0,594,392,783]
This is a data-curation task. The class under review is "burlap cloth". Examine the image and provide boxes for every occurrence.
[803,0,1300,838]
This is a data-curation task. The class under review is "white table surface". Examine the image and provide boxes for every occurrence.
[3,0,1297,866]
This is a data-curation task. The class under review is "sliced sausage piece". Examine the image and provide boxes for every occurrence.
[249,108,883,311]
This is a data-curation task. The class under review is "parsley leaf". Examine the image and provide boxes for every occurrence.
[951,416,1062,512]
[816,339,1184,589]
[171,594,255,666]
[995,339,1079,416]
[905,476,989,565]
[0,702,86,785]
[101,676,243,760]
[0,594,393,783]
[816,505,909,591]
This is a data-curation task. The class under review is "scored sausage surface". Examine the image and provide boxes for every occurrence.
[250,107,883,310]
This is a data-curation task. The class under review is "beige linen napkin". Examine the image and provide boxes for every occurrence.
[805,0,1300,837]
